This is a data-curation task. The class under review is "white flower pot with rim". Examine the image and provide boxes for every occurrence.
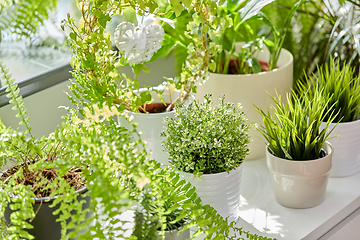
[266,141,333,209]
[118,86,191,166]
[179,165,243,223]
[321,119,360,177]
[196,45,293,160]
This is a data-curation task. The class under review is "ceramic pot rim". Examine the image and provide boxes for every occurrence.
[327,118,360,126]
[210,48,293,77]
[32,186,88,203]
[266,141,333,163]
[5,186,88,204]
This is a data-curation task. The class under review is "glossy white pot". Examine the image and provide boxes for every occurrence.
[196,46,293,160]
[266,142,333,209]
[118,87,179,166]
[321,120,360,177]
[179,165,243,222]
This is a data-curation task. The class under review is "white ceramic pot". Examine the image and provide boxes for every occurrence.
[158,228,190,240]
[179,165,243,223]
[118,87,179,166]
[321,120,360,177]
[266,142,333,209]
[118,87,195,166]
[196,46,293,160]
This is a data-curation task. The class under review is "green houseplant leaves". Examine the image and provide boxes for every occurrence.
[161,94,251,175]
[255,89,337,160]
[299,58,360,123]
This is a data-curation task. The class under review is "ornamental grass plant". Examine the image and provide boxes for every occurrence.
[300,58,360,123]
[161,94,251,175]
[255,90,337,160]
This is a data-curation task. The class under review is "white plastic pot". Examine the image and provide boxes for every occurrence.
[118,87,191,166]
[321,120,360,177]
[179,165,243,223]
[266,142,333,209]
[196,46,293,160]
[120,109,174,166]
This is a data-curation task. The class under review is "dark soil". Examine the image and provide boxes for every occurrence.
[138,103,171,113]
[319,149,327,159]
[0,163,86,198]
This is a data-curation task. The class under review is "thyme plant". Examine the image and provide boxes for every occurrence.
[161,95,251,175]
[255,90,337,160]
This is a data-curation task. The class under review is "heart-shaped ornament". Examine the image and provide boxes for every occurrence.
[114,20,164,65]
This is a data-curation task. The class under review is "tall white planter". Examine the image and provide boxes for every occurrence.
[179,165,243,223]
[118,87,179,166]
[196,47,293,160]
[266,142,333,209]
[322,120,360,177]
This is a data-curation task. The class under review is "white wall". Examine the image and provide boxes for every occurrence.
[0,81,71,139]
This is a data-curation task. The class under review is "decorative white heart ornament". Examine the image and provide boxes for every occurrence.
[114,14,173,65]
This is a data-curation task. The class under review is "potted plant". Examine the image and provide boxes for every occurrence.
[195,0,306,160]
[161,94,250,222]
[255,89,337,208]
[132,185,190,240]
[274,0,360,83]
[63,0,222,165]
[0,61,91,240]
[299,59,360,177]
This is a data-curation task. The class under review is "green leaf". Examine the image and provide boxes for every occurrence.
[140,91,152,102]
[150,34,177,62]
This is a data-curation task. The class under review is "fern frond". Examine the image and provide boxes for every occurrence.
[0,0,58,40]
[0,61,33,138]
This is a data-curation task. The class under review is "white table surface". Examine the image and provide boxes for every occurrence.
[238,157,360,240]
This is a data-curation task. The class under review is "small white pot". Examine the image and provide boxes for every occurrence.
[118,87,179,166]
[321,120,360,177]
[266,142,333,209]
[158,228,190,240]
[196,46,293,160]
[179,165,243,222]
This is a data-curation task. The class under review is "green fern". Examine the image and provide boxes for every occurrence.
[0,61,33,138]
[0,0,58,39]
